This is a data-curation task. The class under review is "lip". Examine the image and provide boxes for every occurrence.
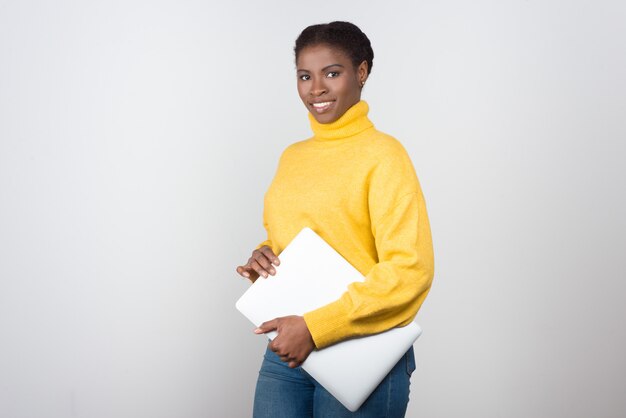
[309,100,336,114]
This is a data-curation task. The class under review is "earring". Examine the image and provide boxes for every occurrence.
[361,80,365,86]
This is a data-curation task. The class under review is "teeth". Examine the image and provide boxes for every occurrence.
[312,102,332,108]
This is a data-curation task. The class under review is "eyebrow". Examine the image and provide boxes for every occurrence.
[297,63,345,73]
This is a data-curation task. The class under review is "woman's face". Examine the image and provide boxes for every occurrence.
[296,44,368,124]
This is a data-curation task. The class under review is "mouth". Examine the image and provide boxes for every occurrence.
[310,100,335,114]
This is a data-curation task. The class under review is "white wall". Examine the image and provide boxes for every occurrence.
[1,1,624,417]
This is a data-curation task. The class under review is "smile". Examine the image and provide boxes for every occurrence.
[311,101,335,113]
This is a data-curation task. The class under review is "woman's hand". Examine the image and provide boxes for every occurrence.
[255,315,315,368]
[236,245,280,283]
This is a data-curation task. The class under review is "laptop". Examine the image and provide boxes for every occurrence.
[236,227,422,412]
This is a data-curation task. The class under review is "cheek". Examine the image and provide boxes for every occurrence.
[339,77,357,95]
[297,83,308,102]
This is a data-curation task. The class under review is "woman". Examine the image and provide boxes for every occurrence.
[236,21,435,417]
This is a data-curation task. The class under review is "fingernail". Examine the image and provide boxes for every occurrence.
[270,268,275,275]
[243,272,249,277]
[254,328,262,334]
[262,272,268,278]
[274,259,280,265]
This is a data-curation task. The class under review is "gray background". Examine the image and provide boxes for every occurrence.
[1,1,625,417]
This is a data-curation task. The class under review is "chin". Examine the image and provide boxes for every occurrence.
[314,112,339,124]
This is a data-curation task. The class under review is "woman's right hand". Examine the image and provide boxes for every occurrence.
[236,245,280,283]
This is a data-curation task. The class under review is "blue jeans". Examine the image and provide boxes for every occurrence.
[253,344,416,417]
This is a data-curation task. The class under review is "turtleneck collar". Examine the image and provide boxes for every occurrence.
[308,100,374,142]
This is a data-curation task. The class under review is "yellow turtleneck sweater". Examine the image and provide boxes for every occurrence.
[256,100,435,349]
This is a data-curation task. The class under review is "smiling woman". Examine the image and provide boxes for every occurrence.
[294,22,372,124]
[235,21,435,417]
[296,44,367,124]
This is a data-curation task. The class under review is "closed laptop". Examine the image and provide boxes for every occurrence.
[236,226,422,412]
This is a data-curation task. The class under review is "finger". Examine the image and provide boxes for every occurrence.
[235,265,251,278]
[237,265,260,283]
[288,360,299,368]
[269,341,286,358]
[267,340,280,354]
[255,318,278,334]
[249,259,270,278]
[259,247,280,267]
[252,252,276,276]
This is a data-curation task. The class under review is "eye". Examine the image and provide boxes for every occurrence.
[298,74,310,81]
[326,71,340,78]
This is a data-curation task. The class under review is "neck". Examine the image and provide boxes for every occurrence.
[308,100,374,141]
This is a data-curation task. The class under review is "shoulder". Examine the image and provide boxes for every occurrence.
[283,137,311,153]
[366,129,421,196]
[273,138,311,165]
[280,136,315,155]
[366,129,416,171]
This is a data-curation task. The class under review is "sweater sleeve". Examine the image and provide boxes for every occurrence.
[255,194,273,251]
[302,144,435,349]
[255,146,291,252]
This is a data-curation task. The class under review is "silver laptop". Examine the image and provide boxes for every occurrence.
[236,227,422,412]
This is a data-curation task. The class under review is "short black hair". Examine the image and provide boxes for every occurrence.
[294,21,374,75]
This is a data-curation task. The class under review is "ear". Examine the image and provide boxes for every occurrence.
[357,60,369,85]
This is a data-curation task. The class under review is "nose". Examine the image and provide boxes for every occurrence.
[310,77,327,97]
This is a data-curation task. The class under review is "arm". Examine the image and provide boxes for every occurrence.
[236,194,280,282]
[246,186,315,368]
[255,195,273,251]
[303,146,435,349]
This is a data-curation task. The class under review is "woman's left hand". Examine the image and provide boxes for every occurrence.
[255,315,315,368]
